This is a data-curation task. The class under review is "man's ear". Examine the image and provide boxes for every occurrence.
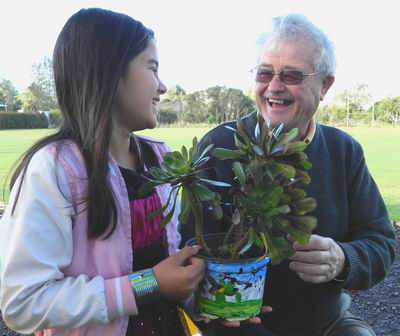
[320,75,335,100]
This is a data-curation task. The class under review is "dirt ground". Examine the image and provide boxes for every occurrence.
[1,224,399,336]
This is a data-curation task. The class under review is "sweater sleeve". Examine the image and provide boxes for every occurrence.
[0,148,136,334]
[339,142,396,290]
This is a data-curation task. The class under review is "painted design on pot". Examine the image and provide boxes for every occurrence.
[198,255,270,321]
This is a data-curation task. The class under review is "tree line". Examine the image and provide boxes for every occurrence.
[1,58,399,126]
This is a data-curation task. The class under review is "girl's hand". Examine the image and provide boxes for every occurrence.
[153,246,205,302]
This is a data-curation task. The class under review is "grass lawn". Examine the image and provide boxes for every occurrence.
[0,126,398,220]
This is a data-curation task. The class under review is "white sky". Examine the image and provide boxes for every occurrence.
[1,0,399,104]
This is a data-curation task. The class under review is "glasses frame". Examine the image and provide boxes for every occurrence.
[250,66,321,85]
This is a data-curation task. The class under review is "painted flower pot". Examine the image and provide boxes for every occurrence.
[186,233,270,321]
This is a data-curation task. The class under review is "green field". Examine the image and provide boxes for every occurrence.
[0,127,399,220]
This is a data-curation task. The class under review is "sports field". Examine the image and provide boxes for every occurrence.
[0,127,398,220]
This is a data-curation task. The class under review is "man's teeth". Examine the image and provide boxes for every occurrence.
[268,98,285,105]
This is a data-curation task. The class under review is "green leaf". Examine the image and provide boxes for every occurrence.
[148,203,169,220]
[181,145,188,162]
[299,160,313,170]
[289,188,306,201]
[224,125,237,132]
[290,215,317,232]
[272,123,284,139]
[234,133,247,151]
[212,148,244,160]
[286,141,308,154]
[199,178,231,188]
[275,163,296,179]
[232,161,246,187]
[212,204,223,220]
[192,183,215,202]
[159,191,179,228]
[276,128,299,146]
[266,234,294,265]
[296,170,311,185]
[192,143,214,166]
[148,167,171,180]
[137,180,159,198]
[292,197,317,215]
[238,237,254,256]
[285,225,310,245]
[252,144,264,156]
[190,137,198,160]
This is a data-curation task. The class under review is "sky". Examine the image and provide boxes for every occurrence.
[0,0,399,104]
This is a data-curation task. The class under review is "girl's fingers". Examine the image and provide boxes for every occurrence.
[248,316,262,324]
[221,320,240,327]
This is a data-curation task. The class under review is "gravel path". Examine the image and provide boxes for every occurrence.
[1,223,399,336]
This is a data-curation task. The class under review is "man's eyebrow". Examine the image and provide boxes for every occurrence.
[258,63,273,68]
[148,59,159,67]
[258,64,302,70]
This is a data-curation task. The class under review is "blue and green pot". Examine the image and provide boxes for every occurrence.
[186,233,270,321]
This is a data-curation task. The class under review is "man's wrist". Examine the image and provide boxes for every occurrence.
[128,268,161,305]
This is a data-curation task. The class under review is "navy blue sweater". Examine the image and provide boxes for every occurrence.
[181,113,396,335]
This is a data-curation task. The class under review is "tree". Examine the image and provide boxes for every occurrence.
[183,91,208,123]
[373,96,400,125]
[165,85,186,120]
[31,56,57,110]
[0,79,21,112]
[206,86,255,123]
[19,84,42,113]
[335,84,371,124]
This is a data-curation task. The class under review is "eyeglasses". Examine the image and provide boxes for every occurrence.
[252,67,320,85]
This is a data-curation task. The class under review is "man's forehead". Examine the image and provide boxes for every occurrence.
[259,37,317,69]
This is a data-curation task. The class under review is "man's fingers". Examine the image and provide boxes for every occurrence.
[290,250,330,264]
[289,261,331,275]
[298,272,329,284]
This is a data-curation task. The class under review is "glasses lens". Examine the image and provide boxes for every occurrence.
[256,69,274,83]
[282,70,304,85]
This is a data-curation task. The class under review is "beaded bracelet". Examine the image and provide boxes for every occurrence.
[128,268,160,305]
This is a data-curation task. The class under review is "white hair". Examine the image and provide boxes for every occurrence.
[257,14,336,76]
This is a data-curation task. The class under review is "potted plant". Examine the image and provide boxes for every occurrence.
[139,115,317,321]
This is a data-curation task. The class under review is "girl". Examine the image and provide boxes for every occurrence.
[0,8,204,335]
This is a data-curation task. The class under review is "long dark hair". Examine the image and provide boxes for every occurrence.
[10,8,154,239]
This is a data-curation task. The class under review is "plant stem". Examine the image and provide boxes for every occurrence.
[231,232,248,259]
[187,188,212,256]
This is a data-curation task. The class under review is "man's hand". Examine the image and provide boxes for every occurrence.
[153,246,205,302]
[288,234,346,283]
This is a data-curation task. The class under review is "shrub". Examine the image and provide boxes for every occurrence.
[0,112,49,129]
[158,109,178,124]
[48,109,63,128]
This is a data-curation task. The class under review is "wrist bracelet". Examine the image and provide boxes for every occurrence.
[128,268,160,305]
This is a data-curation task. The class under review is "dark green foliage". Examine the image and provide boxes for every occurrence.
[213,115,317,264]
[0,112,49,129]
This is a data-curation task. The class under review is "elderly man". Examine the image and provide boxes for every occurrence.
[182,14,396,336]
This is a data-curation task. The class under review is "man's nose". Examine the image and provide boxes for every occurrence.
[268,73,286,92]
